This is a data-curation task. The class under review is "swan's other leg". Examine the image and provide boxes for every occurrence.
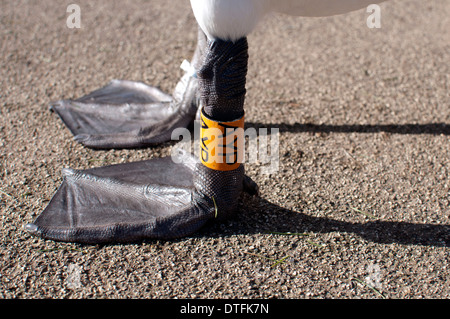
[51,28,207,149]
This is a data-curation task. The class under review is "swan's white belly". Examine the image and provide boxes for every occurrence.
[190,0,387,40]
[190,0,271,41]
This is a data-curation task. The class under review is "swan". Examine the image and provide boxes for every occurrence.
[26,0,388,243]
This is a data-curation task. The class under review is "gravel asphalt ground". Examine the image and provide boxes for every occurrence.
[1,0,449,299]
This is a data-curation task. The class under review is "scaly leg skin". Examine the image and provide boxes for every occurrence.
[51,28,207,149]
[25,36,254,243]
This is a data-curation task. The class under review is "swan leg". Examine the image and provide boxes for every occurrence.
[26,35,253,243]
[51,28,207,149]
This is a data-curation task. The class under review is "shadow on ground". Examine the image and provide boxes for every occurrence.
[196,194,450,248]
[190,121,449,248]
[246,122,450,136]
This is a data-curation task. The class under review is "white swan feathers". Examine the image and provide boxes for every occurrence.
[190,0,387,41]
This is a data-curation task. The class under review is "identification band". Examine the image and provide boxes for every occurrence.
[200,110,245,171]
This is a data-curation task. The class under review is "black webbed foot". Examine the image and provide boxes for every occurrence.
[25,151,257,243]
[51,76,199,149]
[51,29,208,149]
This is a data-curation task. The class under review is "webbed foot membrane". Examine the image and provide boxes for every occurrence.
[50,29,207,149]
[26,37,253,243]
